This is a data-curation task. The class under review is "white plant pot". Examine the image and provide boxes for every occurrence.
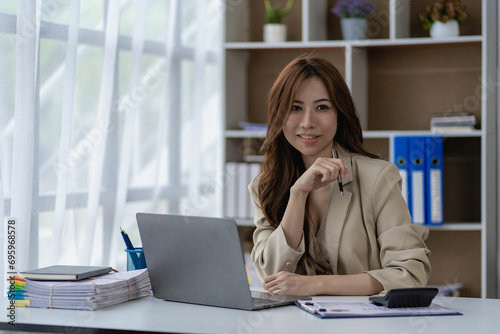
[430,20,460,39]
[263,23,287,43]
[341,18,367,40]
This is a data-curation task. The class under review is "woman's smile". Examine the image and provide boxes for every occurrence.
[298,134,321,144]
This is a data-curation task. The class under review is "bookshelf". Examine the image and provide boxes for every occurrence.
[223,0,497,298]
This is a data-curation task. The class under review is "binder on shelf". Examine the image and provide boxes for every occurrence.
[225,162,238,218]
[425,136,444,225]
[225,162,262,220]
[393,136,410,206]
[237,162,249,219]
[408,137,426,225]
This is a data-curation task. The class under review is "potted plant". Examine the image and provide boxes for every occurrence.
[420,0,468,39]
[331,0,376,40]
[263,0,293,43]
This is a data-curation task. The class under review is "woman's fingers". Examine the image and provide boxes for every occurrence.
[311,159,342,184]
[329,155,348,178]
[294,157,348,193]
[263,272,310,296]
[263,272,284,293]
[263,273,280,291]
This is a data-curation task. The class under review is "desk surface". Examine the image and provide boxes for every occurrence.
[3,295,500,334]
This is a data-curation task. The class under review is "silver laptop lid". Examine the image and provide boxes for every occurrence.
[136,213,254,310]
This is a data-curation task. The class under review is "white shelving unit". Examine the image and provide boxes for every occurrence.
[225,36,483,49]
[223,0,497,298]
[226,129,483,139]
[235,218,482,231]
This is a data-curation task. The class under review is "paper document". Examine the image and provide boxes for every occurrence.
[22,269,152,311]
[296,300,461,318]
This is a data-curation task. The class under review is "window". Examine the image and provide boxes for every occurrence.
[0,0,223,280]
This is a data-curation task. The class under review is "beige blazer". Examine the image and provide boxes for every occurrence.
[249,147,431,292]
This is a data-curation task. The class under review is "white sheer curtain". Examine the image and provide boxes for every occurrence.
[0,0,223,289]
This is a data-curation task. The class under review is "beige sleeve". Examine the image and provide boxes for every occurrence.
[364,163,432,292]
[248,179,305,282]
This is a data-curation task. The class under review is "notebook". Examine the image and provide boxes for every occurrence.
[21,265,112,281]
[136,213,306,310]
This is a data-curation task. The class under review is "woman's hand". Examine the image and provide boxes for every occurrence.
[263,272,316,296]
[263,272,384,296]
[292,157,347,195]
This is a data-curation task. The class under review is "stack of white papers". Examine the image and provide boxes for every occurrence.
[24,269,151,310]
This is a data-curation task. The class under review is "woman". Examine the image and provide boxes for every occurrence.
[249,56,431,296]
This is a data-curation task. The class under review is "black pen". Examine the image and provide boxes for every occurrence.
[332,148,344,198]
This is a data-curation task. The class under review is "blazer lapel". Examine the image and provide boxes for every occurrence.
[322,146,353,274]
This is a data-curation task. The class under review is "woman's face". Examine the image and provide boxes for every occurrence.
[283,76,338,168]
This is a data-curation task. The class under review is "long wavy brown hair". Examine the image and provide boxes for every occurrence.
[258,55,377,231]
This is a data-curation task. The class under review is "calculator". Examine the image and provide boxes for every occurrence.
[369,288,439,308]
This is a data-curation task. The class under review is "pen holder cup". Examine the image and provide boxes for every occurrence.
[125,247,147,271]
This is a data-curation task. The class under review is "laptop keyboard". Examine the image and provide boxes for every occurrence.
[251,297,285,307]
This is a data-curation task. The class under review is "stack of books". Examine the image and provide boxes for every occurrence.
[22,268,151,310]
[430,112,477,132]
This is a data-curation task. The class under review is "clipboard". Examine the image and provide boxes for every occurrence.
[295,299,461,319]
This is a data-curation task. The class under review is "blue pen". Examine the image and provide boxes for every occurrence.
[121,228,141,270]
[120,227,135,249]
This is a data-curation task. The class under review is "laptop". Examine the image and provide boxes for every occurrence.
[136,213,306,310]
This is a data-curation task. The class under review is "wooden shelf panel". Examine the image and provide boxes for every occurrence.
[235,219,482,230]
[225,129,483,139]
[427,223,482,231]
[364,130,482,138]
[426,230,482,297]
[225,36,482,50]
[367,44,482,131]
[226,0,482,43]
[226,130,267,138]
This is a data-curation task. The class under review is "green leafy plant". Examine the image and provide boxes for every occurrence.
[420,0,468,30]
[264,0,293,24]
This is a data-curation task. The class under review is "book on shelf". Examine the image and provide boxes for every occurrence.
[430,112,477,128]
[225,162,238,218]
[237,163,250,218]
[431,125,476,133]
[21,265,113,281]
[430,111,476,118]
[431,115,476,124]
[238,121,267,132]
[22,269,151,311]
[243,155,265,163]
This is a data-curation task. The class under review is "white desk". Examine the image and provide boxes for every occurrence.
[2,295,500,334]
